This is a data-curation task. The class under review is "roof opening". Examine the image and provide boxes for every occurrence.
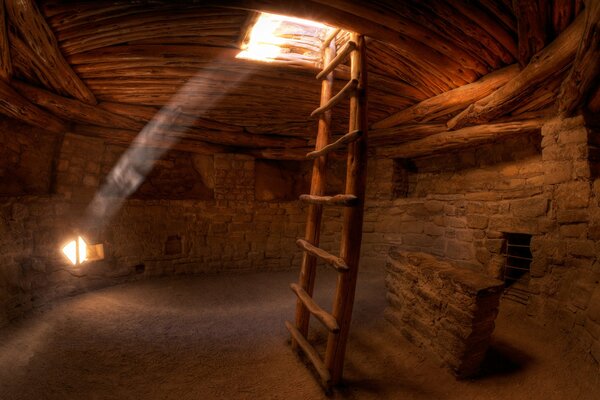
[236,12,340,65]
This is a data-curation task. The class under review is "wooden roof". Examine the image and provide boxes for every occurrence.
[0,0,597,159]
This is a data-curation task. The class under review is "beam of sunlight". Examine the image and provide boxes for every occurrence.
[82,65,251,233]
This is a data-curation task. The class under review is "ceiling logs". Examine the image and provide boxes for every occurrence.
[372,64,520,129]
[514,0,549,66]
[4,0,96,104]
[377,118,546,159]
[0,0,11,80]
[447,11,586,130]
[97,101,244,133]
[11,80,143,130]
[558,0,600,116]
[71,124,233,155]
[0,78,66,133]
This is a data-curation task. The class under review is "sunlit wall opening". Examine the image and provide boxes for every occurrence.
[62,236,104,266]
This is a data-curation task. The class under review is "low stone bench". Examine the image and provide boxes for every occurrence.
[385,248,504,378]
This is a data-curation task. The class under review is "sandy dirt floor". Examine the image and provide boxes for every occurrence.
[0,269,598,400]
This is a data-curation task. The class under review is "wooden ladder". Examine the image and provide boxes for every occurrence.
[286,30,368,389]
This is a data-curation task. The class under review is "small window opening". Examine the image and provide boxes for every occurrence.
[61,236,105,266]
[502,233,532,304]
[236,12,339,64]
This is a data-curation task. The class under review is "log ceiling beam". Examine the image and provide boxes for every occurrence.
[0,78,66,133]
[310,0,486,79]
[552,0,576,35]
[377,118,547,159]
[4,0,96,104]
[0,0,11,80]
[207,0,476,86]
[11,80,143,130]
[97,101,245,133]
[514,0,549,66]
[372,64,520,129]
[447,11,586,130]
[71,124,233,156]
[558,0,600,116]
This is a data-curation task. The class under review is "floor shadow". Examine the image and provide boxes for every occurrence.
[473,339,532,380]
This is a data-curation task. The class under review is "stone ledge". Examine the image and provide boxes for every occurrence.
[385,249,504,378]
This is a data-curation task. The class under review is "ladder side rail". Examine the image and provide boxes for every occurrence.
[324,33,369,385]
[293,40,337,346]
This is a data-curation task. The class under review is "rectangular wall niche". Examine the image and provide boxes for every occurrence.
[502,233,533,304]
[392,158,417,198]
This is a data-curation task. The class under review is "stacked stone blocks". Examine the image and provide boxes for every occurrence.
[385,249,504,377]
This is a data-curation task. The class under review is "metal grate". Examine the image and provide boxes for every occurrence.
[502,233,532,304]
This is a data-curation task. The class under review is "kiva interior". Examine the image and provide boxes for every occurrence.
[0,1,599,399]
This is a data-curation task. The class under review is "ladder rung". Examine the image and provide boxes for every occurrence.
[311,79,358,118]
[285,321,332,387]
[299,194,358,206]
[296,239,349,272]
[316,41,357,80]
[306,129,362,159]
[290,283,340,333]
[321,28,342,50]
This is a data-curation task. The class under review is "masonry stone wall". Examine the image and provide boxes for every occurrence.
[0,118,358,327]
[386,249,504,377]
[1,114,599,369]
[375,116,600,368]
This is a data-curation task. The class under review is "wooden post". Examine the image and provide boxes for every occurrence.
[324,32,368,385]
[293,40,336,345]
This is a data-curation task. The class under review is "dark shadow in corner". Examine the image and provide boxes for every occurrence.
[472,339,533,380]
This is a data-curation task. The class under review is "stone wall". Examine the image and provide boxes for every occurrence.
[386,249,503,377]
[1,114,599,369]
[0,118,360,327]
[374,116,600,368]
[0,117,59,196]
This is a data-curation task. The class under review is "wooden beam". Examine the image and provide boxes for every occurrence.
[212,0,477,85]
[4,0,96,104]
[558,0,600,116]
[372,65,520,129]
[285,321,331,388]
[316,41,356,80]
[71,124,232,155]
[294,38,335,349]
[321,28,341,50]
[325,32,369,386]
[98,101,243,133]
[306,129,362,159]
[247,147,315,160]
[552,0,575,35]
[0,0,11,80]
[451,0,518,60]
[379,119,546,159]
[11,80,143,130]
[448,12,586,130]
[311,79,357,117]
[514,0,549,66]
[296,239,349,272]
[0,79,66,132]
[290,283,339,333]
[370,124,448,147]
[299,194,358,207]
